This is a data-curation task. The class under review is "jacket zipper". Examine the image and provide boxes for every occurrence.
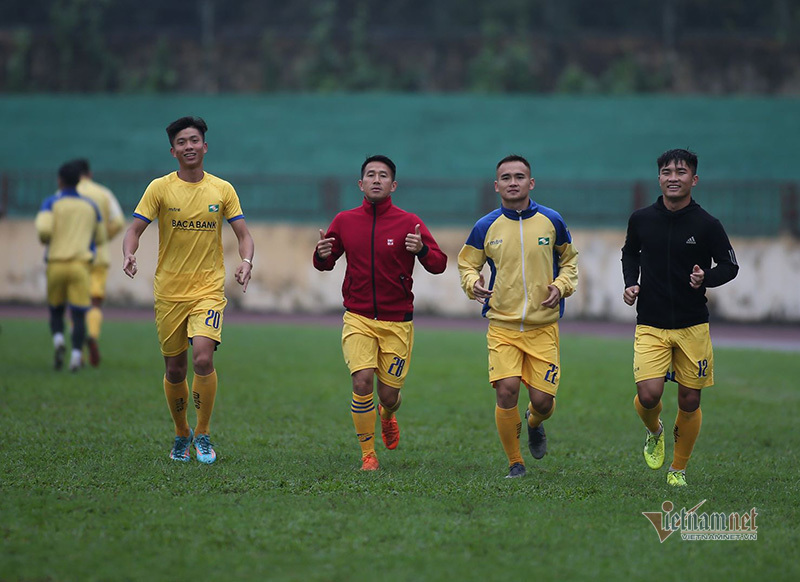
[518,211,528,332]
[371,203,378,319]
[667,218,674,327]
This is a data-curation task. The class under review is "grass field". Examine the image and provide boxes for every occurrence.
[1,316,798,581]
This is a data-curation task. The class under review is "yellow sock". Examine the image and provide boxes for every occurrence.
[379,392,402,420]
[351,392,377,458]
[192,370,218,435]
[87,306,103,339]
[163,376,190,436]
[495,405,523,466]
[527,399,556,428]
[634,394,663,434]
[672,407,702,471]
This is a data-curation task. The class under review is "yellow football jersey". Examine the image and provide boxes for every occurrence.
[133,171,244,301]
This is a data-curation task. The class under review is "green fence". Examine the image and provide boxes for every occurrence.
[2,170,797,237]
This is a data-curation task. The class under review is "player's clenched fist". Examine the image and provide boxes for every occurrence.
[623,284,640,306]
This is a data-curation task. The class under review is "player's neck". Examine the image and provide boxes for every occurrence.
[662,194,692,212]
[502,197,530,212]
[177,167,205,183]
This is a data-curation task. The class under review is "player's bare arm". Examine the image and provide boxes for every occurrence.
[316,229,336,259]
[405,224,423,254]
[122,218,148,279]
[230,218,255,293]
[623,284,640,306]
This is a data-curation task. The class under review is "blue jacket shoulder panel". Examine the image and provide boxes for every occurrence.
[465,208,504,249]
[39,194,60,212]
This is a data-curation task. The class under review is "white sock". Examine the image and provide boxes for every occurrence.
[70,349,82,368]
[53,333,65,348]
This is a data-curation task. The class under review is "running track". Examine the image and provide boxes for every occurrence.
[2,304,799,352]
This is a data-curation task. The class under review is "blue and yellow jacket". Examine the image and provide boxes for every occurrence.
[35,189,105,263]
[458,200,579,330]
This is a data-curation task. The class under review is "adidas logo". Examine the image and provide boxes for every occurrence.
[686,236,696,245]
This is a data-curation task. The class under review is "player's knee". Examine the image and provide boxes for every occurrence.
[638,393,661,409]
[493,379,520,407]
[531,391,554,415]
[379,389,399,409]
[192,352,214,375]
[678,389,701,412]
[351,372,374,395]
[165,368,186,383]
[636,381,663,409]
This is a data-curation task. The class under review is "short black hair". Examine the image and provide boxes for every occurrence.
[657,149,698,174]
[166,116,208,146]
[361,155,396,180]
[69,158,90,175]
[496,154,531,171]
[58,160,82,188]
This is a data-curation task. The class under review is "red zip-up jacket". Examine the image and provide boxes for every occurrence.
[313,196,448,321]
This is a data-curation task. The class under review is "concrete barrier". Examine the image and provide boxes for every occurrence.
[3,219,799,323]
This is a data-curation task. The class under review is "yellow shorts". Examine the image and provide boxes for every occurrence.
[155,296,227,357]
[89,264,109,299]
[341,311,414,389]
[46,260,91,308]
[487,322,561,396]
[634,324,714,389]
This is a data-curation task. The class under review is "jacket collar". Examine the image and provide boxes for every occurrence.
[59,188,80,197]
[500,199,538,220]
[655,196,698,217]
[361,195,393,215]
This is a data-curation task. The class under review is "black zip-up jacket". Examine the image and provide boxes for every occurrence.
[621,197,739,329]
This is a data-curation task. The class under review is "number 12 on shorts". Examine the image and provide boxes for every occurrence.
[697,359,708,378]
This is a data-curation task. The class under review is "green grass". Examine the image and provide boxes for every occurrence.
[1,317,798,581]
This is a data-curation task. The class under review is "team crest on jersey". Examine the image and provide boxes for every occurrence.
[387,239,394,246]
[208,204,219,213]
[538,237,550,245]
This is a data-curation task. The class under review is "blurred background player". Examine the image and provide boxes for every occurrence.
[70,158,126,367]
[622,148,738,487]
[122,116,254,464]
[313,155,447,471]
[458,155,579,478]
[35,161,106,372]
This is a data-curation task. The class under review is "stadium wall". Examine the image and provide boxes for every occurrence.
[2,219,798,323]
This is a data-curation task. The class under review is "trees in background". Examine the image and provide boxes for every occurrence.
[1,0,798,93]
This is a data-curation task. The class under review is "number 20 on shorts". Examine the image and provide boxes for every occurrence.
[204,309,221,330]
